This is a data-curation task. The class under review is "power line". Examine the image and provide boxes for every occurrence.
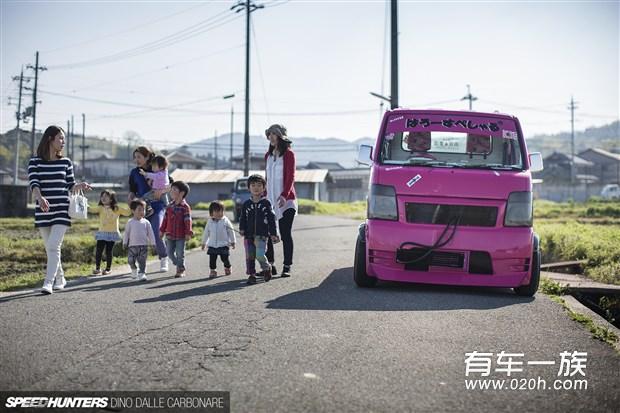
[47,9,241,70]
[92,92,243,120]
[66,44,244,94]
[37,88,378,117]
[41,3,209,54]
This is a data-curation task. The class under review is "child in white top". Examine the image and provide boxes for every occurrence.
[123,199,156,281]
[201,201,236,279]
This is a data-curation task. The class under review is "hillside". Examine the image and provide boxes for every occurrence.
[178,121,620,167]
[0,128,131,178]
[525,120,620,157]
[178,133,374,169]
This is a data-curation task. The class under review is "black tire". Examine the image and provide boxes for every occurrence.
[514,237,541,297]
[354,232,377,288]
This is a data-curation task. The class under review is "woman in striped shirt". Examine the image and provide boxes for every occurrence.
[28,125,92,295]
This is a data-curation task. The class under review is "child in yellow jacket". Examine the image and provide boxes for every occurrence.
[94,190,131,275]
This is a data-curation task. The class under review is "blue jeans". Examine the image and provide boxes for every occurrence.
[147,204,167,259]
[166,238,186,271]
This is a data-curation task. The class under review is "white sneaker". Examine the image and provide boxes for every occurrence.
[131,268,138,279]
[160,258,169,272]
[139,273,148,281]
[41,280,53,295]
[53,276,67,290]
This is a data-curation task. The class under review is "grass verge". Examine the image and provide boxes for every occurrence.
[540,277,619,350]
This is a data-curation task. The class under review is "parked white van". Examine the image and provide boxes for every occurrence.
[601,184,620,200]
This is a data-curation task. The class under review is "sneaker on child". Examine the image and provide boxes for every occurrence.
[263,268,272,282]
[139,273,148,281]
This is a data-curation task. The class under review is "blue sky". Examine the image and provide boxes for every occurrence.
[1,0,618,148]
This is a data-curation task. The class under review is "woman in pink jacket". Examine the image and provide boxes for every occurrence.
[264,124,297,278]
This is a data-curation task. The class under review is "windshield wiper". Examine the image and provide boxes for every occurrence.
[407,159,449,167]
[459,163,522,170]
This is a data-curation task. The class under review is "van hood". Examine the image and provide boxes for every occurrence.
[373,165,532,200]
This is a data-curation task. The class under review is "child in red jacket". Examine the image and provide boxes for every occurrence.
[160,181,193,277]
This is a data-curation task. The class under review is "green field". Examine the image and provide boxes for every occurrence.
[0,214,206,292]
[1,199,619,291]
[534,199,620,285]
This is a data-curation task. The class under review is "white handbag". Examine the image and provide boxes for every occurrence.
[68,188,88,219]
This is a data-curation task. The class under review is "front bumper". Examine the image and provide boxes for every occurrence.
[364,219,535,288]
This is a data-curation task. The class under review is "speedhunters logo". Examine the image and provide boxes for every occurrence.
[1,392,230,412]
[5,397,108,408]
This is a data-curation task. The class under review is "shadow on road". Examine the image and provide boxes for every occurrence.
[266,267,534,311]
[133,278,247,303]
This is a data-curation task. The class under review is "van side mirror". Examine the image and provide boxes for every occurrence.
[529,152,543,172]
[358,145,373,166]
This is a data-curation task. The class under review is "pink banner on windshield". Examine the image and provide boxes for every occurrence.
[385,113,517,138]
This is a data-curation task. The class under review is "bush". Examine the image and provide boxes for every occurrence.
[536,221,620,285]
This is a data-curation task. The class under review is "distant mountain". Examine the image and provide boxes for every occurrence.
[526,120,620,157]
[177,133,375,169]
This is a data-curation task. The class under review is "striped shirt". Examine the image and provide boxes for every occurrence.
[28,156,76,228]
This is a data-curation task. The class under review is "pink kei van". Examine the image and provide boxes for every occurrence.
[355,109,544,296]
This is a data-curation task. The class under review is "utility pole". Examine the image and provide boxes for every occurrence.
[27,51,46,154]
[231,1,264,175]
[390,0,398,109]
[81,113,89,180]
[12,67,25,185]
[461,84,478,110]
[230,106,234,168]
[214,130,218,169]
[568,96,578,189]
[66,120,71,158]
[71,115,75,161]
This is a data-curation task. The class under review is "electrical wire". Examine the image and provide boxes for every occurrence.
[38,88,378,117]
[41,3,209,54]
[66,43,244,94]
[47,9,241,70]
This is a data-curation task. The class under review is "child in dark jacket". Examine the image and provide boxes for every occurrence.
[239,174,279,284]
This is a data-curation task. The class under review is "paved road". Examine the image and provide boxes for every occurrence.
[1,215,618,412]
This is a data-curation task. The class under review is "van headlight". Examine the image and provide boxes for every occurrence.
[504,191,533,227]
[368,184,398,220]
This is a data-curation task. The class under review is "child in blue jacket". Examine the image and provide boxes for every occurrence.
[239,174,279,284]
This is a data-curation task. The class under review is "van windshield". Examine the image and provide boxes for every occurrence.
[379,114,524,170]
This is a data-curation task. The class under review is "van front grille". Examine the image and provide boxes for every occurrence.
[405,203,498,227]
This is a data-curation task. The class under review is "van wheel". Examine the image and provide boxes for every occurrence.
[514,247,540,297]
[354,233,377,288]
